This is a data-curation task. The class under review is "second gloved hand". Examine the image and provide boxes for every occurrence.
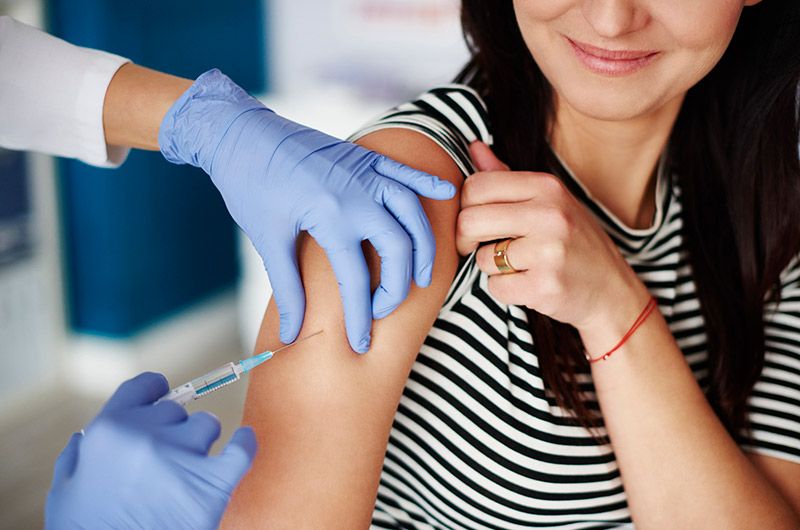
[159,70,456,353]
[45,372,256,530]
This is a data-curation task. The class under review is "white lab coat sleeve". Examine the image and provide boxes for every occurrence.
[0,16,131,167]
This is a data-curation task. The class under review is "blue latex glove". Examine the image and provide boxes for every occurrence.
[45,372,257,530]
[159,69,455,353]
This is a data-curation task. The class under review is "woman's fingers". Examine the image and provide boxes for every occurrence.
[456,202,532,255]
[469,141,510,172]
[461,169,564,208]
[458,198,572,256]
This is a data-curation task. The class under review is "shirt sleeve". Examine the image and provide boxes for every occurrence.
[347,84,493,178]
[0,16,131,167]
[346,84,493,311]
[740,254,800,463]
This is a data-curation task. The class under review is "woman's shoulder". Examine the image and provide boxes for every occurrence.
[349,83,493,177]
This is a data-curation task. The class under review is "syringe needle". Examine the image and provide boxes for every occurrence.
[240,330,325,374]
[270,329,324,356]
[161,330,326,406]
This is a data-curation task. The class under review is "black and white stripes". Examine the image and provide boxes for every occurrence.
[349,85,800,529]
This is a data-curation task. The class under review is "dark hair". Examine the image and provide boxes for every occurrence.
[459,1,800,437]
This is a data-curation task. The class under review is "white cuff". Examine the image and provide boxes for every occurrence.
[73,50,131,167]
[0,17,131,167]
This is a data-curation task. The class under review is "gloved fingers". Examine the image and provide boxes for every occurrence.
[206,426,258,488]
[366,211,414,321]
[50,432,83,485]
[160,411,222,455]
[151,398,189,422]
[102,372,169,412]
[373,155,456,200]
[93,399,187,435]
[326,245,373,353]
[381,184,436,288]
[261,238,305,344]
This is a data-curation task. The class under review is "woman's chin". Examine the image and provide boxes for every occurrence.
[556,85,670,123]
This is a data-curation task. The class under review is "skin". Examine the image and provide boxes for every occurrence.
[102,63,192,150]
[464,142,800,528]
[223,130,464,528]
[225,0,800,527]
[515,0,751,229]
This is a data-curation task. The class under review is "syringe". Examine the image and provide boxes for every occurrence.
[160,330,322,406]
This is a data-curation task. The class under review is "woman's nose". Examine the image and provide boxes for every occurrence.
[581,0,649,39]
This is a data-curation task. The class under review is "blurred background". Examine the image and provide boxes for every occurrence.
[0,0,467,527]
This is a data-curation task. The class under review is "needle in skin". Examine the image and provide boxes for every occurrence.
[271,330,324,356]
[241,330,324,373]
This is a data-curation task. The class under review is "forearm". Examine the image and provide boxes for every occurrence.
[580,285,799,528]
[102,63,192,150]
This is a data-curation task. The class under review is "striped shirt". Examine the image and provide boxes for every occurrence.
[349,85,800,529]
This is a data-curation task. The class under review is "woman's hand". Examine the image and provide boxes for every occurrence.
[456,142,650,344]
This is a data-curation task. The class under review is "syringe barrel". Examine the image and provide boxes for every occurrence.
[189,362,243,398]
[160,362,243,406]
[160,382,197,406]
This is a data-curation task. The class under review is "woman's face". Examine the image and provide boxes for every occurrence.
[513,0,760,121]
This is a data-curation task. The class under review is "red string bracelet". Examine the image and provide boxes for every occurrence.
[584,296,658,364]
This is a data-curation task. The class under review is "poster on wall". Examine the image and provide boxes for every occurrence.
[271,0,468,100]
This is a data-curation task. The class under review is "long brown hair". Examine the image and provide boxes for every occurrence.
[459,1,800,437]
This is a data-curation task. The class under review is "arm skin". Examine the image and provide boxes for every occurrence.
[579,286,800,528]
[221,129,463,529]
[218,129,799,527]
[102,63,192,150]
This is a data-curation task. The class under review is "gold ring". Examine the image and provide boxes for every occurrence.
[493,238,517,274]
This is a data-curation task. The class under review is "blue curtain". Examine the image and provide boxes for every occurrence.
[48,0,267,337]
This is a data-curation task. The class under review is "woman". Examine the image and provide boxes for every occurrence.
[224,1,800,528]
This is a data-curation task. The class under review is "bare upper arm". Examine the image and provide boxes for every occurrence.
[222,129,464,529]
[747,452,800,517]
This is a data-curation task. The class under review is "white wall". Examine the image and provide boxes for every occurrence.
[269,0,467,98]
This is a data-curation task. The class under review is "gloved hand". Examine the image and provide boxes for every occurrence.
[159,69,455,353]
[45,372,257,530]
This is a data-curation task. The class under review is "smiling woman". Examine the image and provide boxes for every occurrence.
[224,1,800,528]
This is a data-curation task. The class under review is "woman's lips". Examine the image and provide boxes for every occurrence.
[565,36,660,76]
